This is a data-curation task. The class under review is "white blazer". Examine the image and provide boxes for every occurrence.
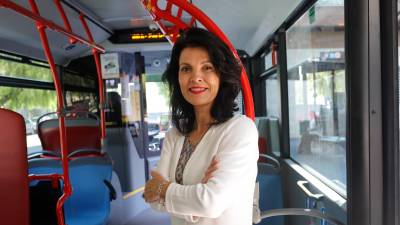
[150,115,259,225]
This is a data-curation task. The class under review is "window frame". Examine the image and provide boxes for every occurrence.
[381,0,400,224]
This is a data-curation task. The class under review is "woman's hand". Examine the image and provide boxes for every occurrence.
[201,156,219,183]
[143,171,171,203]
[144,155,218,203]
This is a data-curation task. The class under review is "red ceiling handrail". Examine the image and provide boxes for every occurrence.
[141,0,255,120]
[0,0,105,53]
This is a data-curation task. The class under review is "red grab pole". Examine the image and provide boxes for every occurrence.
[27,0,72,224]
[79,14,106,141]
[141,0,255,120]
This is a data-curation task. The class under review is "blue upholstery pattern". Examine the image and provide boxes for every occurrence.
[64,156,113,225]
[257,162,284,225]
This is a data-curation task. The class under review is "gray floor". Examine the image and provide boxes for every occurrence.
[124,208,171,225]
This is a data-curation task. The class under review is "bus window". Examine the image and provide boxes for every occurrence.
[146,81,170,129]
[146,80,170,151]
[0,54,57,154]
[286,0,346,195]
[265,73,281,156]
[143,51,172,153]
[62,71,96,89]
[0,55,52,82]
[0,86,56,153]
[66,91,98,113]
[265,73,280,119]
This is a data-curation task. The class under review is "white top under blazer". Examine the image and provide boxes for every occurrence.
[151,115,259,225]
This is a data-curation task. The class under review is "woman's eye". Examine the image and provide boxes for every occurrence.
[204,65,215,71]
[180,66,190,73]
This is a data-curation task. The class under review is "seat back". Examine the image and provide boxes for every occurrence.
[28,158,62,185]
[256,118,284,225]
[38,117,101,154]
[257,156,284,225]
[0,109,29,225]
[64,156,113,225]
[267,117,281,154]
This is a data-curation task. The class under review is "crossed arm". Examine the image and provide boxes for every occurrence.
[144,155,219,203]
[144,119,258,221]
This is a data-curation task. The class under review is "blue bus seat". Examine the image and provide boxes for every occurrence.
[64,155,114,225]
[255,154,284,225]
[28,158,63,225]
[0,109,29,225]
[254,116,284,225]
[28,158,62,186]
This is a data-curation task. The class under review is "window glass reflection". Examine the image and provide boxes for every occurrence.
[286,0,346,195]
[265,74,281,156]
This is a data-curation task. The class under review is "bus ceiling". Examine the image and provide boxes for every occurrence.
[0,0,302,65]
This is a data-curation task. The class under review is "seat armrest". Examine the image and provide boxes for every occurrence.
[103,180,116,201]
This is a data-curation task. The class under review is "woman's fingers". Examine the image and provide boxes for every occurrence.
[144,178,161,203]
[202,156,219,183]
[151,170,164,180]
[210,156,218,166]
[202,172,214,183]
[202,166,218,183]
[143,191,159,203]
[206,156,219,174]
[206,163,219,175]
[143,171,170,202]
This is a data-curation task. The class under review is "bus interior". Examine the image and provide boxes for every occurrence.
[0,0,398,225]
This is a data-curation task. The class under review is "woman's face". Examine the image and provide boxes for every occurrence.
[178,47,220,110]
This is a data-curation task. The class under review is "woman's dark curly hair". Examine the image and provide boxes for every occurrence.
[163,28,242,135]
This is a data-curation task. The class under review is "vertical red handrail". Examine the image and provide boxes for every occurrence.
[271,43,277,66]
[79,14,106,141]
[141,0,255,120]
[27,0,71,225]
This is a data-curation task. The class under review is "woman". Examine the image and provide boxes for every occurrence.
[143,27,259,225]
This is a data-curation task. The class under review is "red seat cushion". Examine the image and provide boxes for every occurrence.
[258,137,268,163]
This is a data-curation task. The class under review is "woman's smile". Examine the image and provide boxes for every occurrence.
[189,86,208,94]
